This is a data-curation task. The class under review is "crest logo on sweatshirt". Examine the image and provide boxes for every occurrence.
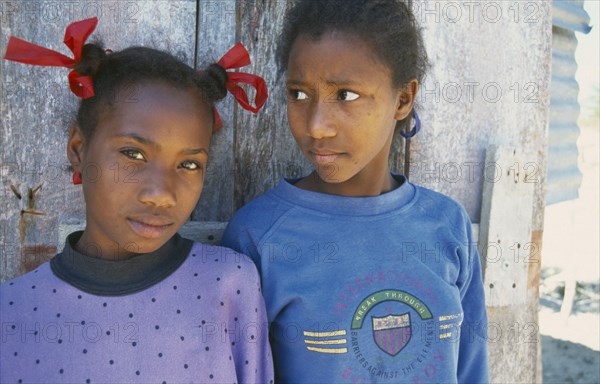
[343,289,438,379]
[350,289,433,330]
[304,270,465,382]
[371,312,412,356]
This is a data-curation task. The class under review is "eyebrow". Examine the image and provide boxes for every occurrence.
[286,79,306,87]
[115,134,208,155]
[115,133,156,147]
[286,78,365,88]
[326,76,366,87]
[182,148,209,156]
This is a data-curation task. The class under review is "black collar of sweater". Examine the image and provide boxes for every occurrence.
[50,231,193,296]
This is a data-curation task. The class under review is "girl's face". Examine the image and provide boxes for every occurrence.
[68,82,212,259]
[286,33,416,196]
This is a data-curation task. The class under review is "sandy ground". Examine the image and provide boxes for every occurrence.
[540,283,600,384]
[540,122,599,384]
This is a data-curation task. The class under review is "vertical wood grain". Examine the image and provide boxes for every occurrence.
[192,0,238,221]
[409,1,550,224]
[407,2,551,383]
[389,129,408,176]
[234,0,311,210]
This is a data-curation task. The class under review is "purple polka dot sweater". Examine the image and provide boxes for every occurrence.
[0,232,274,384]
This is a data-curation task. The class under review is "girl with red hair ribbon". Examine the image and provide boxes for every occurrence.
[1,17,273,384]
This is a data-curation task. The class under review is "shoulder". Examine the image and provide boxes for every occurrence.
[222,185,295,249]
[413,184,465,212]
[409,184,475,247]
[1,262,54,291]
[230,186,293,227]
[412,184,471,225]
[0,263,59,318]
[185,242,261,281]
[185,243,265,313]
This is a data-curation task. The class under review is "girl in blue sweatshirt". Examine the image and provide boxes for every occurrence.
[222,1,489,383]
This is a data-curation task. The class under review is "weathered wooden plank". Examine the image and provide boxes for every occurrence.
[1,3,78,278]
[60,221,480,255]
[0,0,197,281]
[192,0,237,221]
[479,145,536,307]
[177,221,227,245]
[59,221,227,247]
[409,1,550,224]
[234,0,312,210]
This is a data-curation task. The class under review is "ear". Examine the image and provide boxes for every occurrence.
[67,125,86,172]
[394,80,419,121]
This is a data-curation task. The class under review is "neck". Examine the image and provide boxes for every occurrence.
[297,169,399,197]
[75,231,139,261]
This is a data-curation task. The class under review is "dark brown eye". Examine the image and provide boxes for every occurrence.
[338,90,359,101]
[288,89,308,100]
[121,149,145,161]
[180,160,201,171]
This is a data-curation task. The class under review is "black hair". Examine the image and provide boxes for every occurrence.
[278,0,428,86]
[74,43,228,140]
[277,0,429,131]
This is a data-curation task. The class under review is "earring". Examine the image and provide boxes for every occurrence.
[72,171,82,185]
[400,110,421,139]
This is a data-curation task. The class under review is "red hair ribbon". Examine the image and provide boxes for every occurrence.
[212,42,268,132]
[3,17,98,99]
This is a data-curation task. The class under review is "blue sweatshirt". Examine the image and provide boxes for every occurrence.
[222,176,489,384]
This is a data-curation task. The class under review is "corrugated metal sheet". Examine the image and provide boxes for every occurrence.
[553,0,593,33]
[547,0,591,205]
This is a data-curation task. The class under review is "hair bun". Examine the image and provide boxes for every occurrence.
[204,63,228,101]
[75,43,107,76]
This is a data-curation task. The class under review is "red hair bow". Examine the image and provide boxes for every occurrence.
[212,43,268,132]
[3,17,98,99]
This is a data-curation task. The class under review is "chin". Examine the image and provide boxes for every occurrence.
[316,171,351,184]
[118,236,172,255]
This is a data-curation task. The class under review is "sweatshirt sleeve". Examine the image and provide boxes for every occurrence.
[457,218,490,384]
[230,256,274,384]
[222,215,261,267]
[221,197,290,272]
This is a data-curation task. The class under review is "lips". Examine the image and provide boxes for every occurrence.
[127,216,174,239]
[308,149,343,165]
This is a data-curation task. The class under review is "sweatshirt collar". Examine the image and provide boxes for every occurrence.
[273,174,417,216]
[50,231,192,296]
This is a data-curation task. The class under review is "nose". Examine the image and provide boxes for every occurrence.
[307,100,337,139]
[137,164,177,208]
